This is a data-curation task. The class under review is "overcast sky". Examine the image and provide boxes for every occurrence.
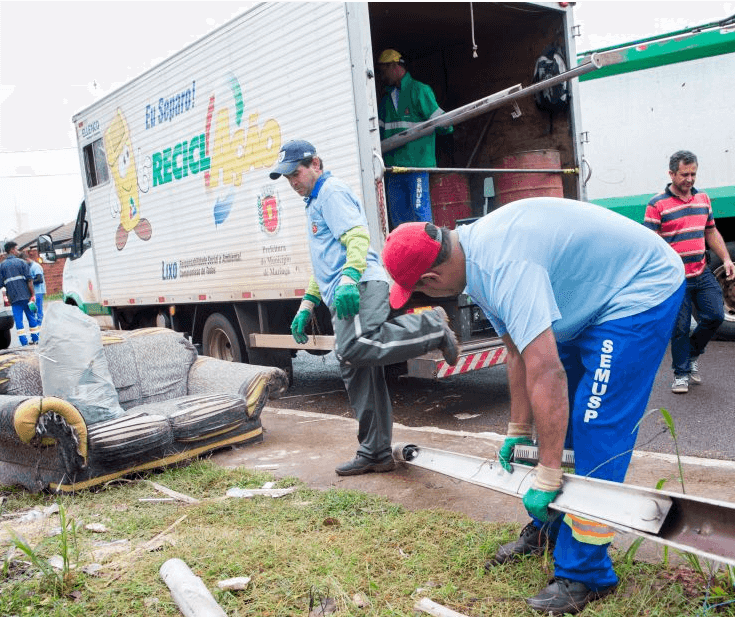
[1,1,733,241]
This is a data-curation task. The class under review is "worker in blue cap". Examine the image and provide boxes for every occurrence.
[270,139,458,476]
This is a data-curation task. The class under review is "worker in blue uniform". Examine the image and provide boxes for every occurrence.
[22,251,46,325]
[0,241,39,345]
[269,139,458,476]
[381,198,685,615]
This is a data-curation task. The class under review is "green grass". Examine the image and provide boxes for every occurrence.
[2,461,734,616]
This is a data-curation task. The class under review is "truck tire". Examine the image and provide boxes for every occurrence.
[234,306,294,386]
[0,329,10,350]
[202,313,243,362]
[708,242,735,341]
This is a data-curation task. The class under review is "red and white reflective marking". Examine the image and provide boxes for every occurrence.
[436,346,508,378]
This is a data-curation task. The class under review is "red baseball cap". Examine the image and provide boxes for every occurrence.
[382,222,442,309]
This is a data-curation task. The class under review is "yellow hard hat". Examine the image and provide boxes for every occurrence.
[378,49,403,64]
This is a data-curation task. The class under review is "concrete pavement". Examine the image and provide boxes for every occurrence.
[211,406,735,562]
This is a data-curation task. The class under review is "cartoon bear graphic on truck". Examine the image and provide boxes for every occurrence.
[104,108,152,250]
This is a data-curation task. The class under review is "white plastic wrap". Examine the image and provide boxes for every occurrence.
[38,303,124,424]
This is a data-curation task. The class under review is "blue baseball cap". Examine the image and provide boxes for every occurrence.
[269,139,317,179]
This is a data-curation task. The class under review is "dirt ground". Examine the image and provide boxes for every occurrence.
[210,406,735,564]
[5,406,733,566]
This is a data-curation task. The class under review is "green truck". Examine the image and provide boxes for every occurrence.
[577,17,735,339]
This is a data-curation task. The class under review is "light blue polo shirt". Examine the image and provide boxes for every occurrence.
[455,198,684,352]
[305,172,387,306]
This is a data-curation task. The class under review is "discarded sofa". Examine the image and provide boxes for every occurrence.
[0,328,289,492]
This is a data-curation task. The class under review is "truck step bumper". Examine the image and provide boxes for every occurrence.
[407,339,507,379]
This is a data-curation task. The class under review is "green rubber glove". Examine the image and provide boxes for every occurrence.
[523,464,563,522]
[499,436,534,473]
[290,309,311,344]
[333,283,360,320]
[523,487,560,522]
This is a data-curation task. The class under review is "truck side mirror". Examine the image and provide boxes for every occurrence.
[37,234,57,263]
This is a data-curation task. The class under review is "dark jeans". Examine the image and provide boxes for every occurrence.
[671,268,724,376]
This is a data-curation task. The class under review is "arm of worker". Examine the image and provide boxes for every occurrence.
[498,335,534,471]
[416,82,454,135]
[642,201,662,232]
[499,331,568,468]
[519,327,568,521]
[705,226,735,280]
[333,226,370,320]
[520,327,569,469]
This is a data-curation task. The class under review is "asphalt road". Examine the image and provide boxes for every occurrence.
[270,340,735,462]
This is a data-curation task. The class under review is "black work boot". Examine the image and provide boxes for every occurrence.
[485,522,554,568]
[526,577,617,614]
[432,306,459,366]
[335,455,396,476]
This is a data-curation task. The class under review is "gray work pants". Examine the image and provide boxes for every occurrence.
[332,280,447,462]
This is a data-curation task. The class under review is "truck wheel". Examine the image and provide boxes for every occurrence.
[234,306,294,386]
[203,313,243,362]
[709,242,735,341]
[0,329,10,350]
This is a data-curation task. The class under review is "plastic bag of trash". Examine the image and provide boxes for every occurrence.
[38,303,124,424]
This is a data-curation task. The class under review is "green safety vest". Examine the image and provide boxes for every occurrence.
[379,72,453,167]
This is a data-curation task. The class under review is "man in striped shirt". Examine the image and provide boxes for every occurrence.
[644,150,735,393]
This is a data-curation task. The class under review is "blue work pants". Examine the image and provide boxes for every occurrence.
[530,282,684,590]
[11,301,40,345]
[671,268,723,376]
[386,171,432,227]
[35,293,44,324]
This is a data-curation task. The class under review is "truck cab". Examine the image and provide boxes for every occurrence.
[37,201,113,329]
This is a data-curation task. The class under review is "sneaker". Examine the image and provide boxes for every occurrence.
[485,522,554,567]
[335,455,396,476]
[671,376,689,394]
[431,306,459,366]
[689,358,702,384]
[526,577,617,615]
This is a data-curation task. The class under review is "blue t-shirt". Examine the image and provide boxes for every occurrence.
[29,261,46,295]
[455,198,684,352]
[305,173,387,306]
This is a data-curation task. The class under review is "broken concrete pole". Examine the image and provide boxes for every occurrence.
[160,558,227,617]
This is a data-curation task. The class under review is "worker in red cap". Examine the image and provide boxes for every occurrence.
[377,48,453,228]
[381,197,685,615]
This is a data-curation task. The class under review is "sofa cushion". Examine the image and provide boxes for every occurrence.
[102,328,197,409]
[129,393,257,443]
[87,412,173,467]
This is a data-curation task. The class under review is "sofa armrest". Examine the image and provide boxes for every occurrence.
[0,395,88,474]
[187,357,289,399]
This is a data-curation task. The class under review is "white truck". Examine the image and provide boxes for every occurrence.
[40,2,590,381]
[577,17,735,339]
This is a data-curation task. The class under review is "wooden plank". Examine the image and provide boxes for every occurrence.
[248,333,335,350]
[147,481,201,504]
[415,597,470,617]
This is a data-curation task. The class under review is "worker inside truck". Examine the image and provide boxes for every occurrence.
[376,48,454,228]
